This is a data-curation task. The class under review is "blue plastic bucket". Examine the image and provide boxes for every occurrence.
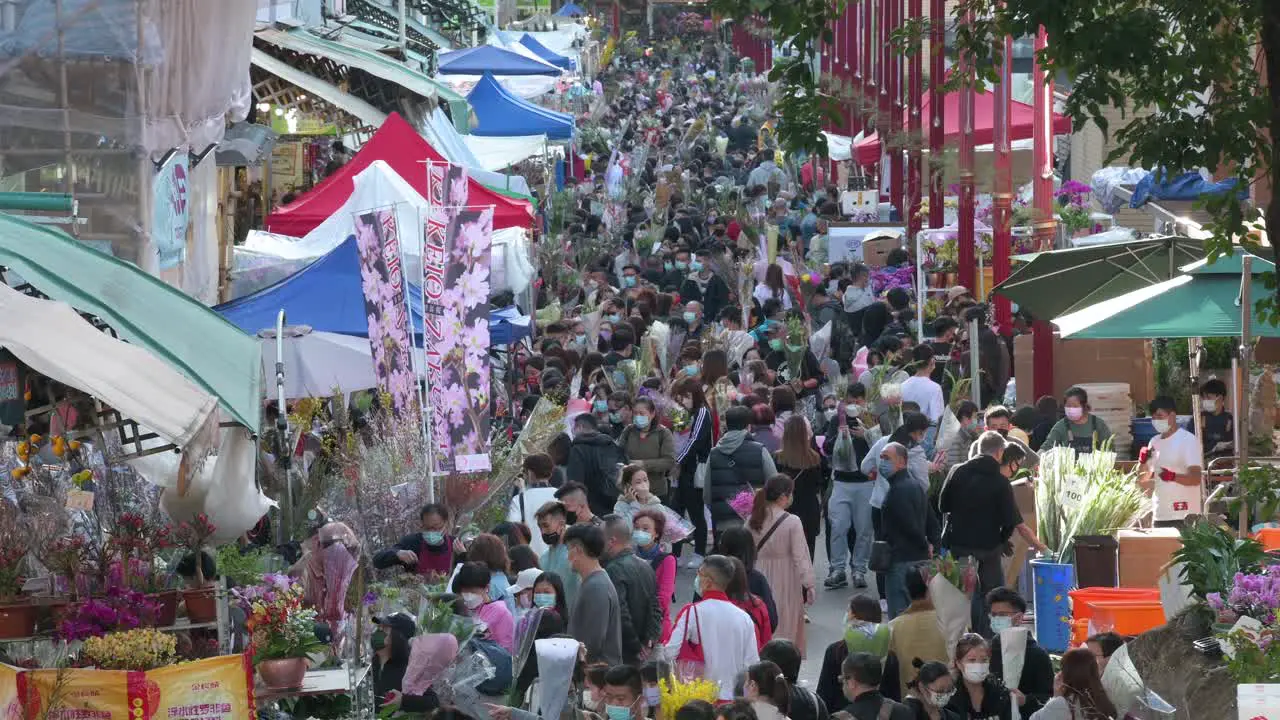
[1031,559,1074,652]
[1130,417,1156,460]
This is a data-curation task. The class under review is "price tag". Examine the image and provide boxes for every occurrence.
[66,489,95,512]
[1238,684,1280,719]
[1060,474,1088,514]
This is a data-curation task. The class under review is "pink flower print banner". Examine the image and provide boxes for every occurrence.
[353,208,417,418]
[423,162,493,474]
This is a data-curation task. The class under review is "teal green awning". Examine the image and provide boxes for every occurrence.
[0,214,261,431]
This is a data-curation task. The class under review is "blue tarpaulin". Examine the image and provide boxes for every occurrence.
[1130,170,1248,208]
[215,236,525,344]
[518,33,574,70]
[438,44,562,76]
[468,72,575,140]
[554,2,586,16]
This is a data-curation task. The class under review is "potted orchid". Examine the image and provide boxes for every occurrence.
[238,574,327,690]
[1210,565,1280,682]
[81,627,177,671]
[1056,180,1095,236]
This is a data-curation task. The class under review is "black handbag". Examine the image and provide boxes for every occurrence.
[869,540,892,573]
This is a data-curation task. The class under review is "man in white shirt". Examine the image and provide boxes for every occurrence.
[1138,395,1203,528]
[900,346,945,454]
[663,555,758,699]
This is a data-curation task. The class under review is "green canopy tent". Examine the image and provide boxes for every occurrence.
[1053,252,1278,340]
[993,236,1206,320]
[0,214,261,433]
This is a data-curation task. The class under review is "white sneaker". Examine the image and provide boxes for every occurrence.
[684,554,704,569]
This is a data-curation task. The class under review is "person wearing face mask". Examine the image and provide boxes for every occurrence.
[1041,387,1113,453]
[372,503,456,580]
[621,264,643,295]
[613,464,666,521]
[876,442,941,619]
[601,515,663,664]
[640,661,672,716]
[633,508,676,638]
[566,524,623,665]
[536,502,581,611]
[671,377,716,567]
[1027,648,1117,720]
[762,640,830,720]
[1189,378,1234,459]
[371,614,447,714]
[663,555,760,700]
[885,571,949,699]
[680,249,730,322]
[986,588,1054,716]
[566,413,630,517]
[451,562,516,653]
[822,390,873,590]
[747,473,816,656]
[1138,394,1203,528]
[944,401,981,470]
[511,454,563,557]
[837,652,913,719]
[601,665,646,720]
[938,432,1046,636]
[903,661,960,720]
[967,406,1039,470]
[946,634,1011,720]
[683,301,706,340]
[1084,632,1123,679]
[606,391,635,438]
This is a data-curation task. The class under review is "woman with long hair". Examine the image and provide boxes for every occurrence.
[751,404,780,453]
[724,556,774,649]
[947,634,1011,720]
[463,533,514,612]
[1028,648,1117,720]
[671,376,715,566]
[702,349,729,388]
[748,474,815,657]
[753,263,792,311]
[774,415,824,560]
[744,661,792,720]
[711,526,778,631]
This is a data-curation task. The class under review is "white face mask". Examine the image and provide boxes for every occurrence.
[928,690,954,707]
[1201,398,1218,412]
[846,403,862,416]
[461,592,485,610]
[1151,417,1171,435]
[962,663,990,684]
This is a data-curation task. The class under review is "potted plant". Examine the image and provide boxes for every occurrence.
[80,627,177,671]
[0,503,34,639]
[238,575,326,690]
[110,513,178,625]
[56,585,161,640]
[172,513,218,623]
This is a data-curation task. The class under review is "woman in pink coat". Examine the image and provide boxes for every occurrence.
[633,507,677,640]
[748,473,817,656]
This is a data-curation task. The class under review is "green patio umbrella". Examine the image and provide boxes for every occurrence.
[1053,252,1279,339]
[993,236,1206,319]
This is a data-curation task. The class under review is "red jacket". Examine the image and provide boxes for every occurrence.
[735,594,773,650]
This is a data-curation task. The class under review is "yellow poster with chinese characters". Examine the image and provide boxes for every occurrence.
[21,667,132,719]
[146,655,255,720]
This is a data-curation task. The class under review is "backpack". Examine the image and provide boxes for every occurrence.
[469,636,513,695]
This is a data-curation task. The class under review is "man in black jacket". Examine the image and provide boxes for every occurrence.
[679,249,730,322]
[762,639,830,720]
[835,652,913,720]
[987,587,1055,716]
[601,515,663,663]
[706,406,778,526]
[565,414,628,516]
[876,442,940,620]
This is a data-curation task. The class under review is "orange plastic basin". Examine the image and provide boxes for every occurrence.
[1071,619,1090,646]
[1086,600,1166,636]
[1255,528,1280,551]
[1069,588,1160,621]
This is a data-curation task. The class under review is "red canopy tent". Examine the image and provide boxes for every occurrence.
[264,113,534,237]
[853,84,1072,166]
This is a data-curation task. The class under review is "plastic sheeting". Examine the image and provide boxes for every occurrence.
[468,73,574,139]
[240,159,535,296]
[1130,169,1247,208]
[257,327,425,399]
[464,134,548,171]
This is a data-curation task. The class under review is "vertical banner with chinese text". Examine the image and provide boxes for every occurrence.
[424,162,492,473]
[353,207,416,417]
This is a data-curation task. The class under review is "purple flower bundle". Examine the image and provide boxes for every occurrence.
[58,586,162,641]
[871,265,914,297]
[1208,565,1280,625]
[729,489,756,520]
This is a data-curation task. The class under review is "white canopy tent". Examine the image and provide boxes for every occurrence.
[256,325,426,400]
[234,160,536,298]
[422,108,535,193]
[464,133,549,171]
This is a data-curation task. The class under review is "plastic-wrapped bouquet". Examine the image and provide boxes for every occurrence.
[922,553,978,661]
[870,265,914,296]
[728,489,755,520]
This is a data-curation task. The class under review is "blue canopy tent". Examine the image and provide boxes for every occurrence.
[518,33,574,70]
[437,44,562,76]
[554,2,586,16]
[215,236,526,345]
[468,72,575,140]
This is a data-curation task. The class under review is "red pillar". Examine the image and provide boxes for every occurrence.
[956,7,976,293]
[906,0,922,237]
[993,33,1013,329]
[888,0,905,219]
[862,0,873,138]
[878,0,892,200]
[927,0,944,229]
[1032,25,1056,398]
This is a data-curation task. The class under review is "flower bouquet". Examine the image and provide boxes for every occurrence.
[728,489,755,520]
[659,676,719,717]
[870,265,913,296]
[667,404,692,433]
[239,574,327,689]
[81,627,176,671]
[922,553,977,661]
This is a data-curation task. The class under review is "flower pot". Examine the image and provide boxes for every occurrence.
[257,657,309,691]
[0,602,37,640]
[182,588,218,624]
[148,590,179,627]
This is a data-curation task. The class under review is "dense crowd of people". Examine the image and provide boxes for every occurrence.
[323,21,1220,720]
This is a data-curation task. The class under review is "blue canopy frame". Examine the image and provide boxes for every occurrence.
[467,72,574,140]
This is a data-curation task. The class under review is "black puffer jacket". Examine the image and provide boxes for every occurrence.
[565,430,628,516]
[706,429,777,525]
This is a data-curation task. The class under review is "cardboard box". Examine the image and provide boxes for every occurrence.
[1013,333,1156,410]
[1117,528,1182,588]
[862,235,903,268]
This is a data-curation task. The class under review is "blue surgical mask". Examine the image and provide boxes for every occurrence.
[632,530,653,547]
[684,364,699,376]
[675,260,688,270]
[422,531,445,546]
[633,415,651,430]
[990,615,1015,633]
[576,333,588,346]
[693,575,702,596]
[768,338,784,351]
[664,261,674,271]
[609,411,622,424]
[608,313,622,324]
[605,705,632,720]
[682,311,697,324]
[533,592,556,608]
[594,399,609,413]
[876,459,896,479]
[623,275,637,288]
[690,260,704,272]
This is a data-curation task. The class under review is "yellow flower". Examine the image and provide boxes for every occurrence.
[659,677,719,719]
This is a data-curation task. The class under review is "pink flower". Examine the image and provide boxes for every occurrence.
[459,266,490,308]
[441,383,469,425]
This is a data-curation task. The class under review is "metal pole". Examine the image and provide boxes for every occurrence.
[969,316,981,407]
[398,0,408,56]
[275,310,292,544]
[1239,256,1252,535]
[916,231,925,340]
[927,0,944,230]
[888,0,904,220]
[993,32,1012,326]
[55,0,77,236]
[956,7,976,291]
